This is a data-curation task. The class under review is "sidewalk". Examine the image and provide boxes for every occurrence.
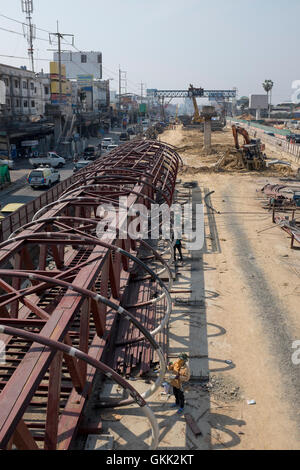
[0,173,28,200]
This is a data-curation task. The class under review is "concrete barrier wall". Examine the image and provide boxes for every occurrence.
[0,176,74,242]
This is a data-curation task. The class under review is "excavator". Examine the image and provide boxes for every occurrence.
[188,84,204,124]
[232,124,266,170]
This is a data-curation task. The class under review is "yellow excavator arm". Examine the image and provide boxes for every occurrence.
[189,85,204,123]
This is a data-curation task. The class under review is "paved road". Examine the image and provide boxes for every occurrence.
[0,129,140,210]
[0,159,74,209]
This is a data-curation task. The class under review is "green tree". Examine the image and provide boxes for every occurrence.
[262,80,274,118]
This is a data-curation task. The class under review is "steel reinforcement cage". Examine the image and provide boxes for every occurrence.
[0,140,181,450]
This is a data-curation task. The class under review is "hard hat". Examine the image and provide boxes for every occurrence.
[179,353,188,362]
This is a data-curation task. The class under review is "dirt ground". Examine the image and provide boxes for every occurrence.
[159,126,300,450]
[159,126,297,176]
[93,126,300,451]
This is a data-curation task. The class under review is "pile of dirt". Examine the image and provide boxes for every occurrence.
[236,114,254,121]
[179,149,248,174]
[166,127,298,177]
[202,375,243,403]
[180,165,212,175]
[268,165,295,177]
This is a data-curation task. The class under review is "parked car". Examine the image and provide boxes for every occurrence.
[101,137,113,150]
[288,134,300,144]
[29,152,65,169]
[265,131,275,137]
[73,160,93,173]
[27,167,60,189]
[83,145,101,160]
[0,203,24,221]
[294,136,300,144]
[119,132,130,142]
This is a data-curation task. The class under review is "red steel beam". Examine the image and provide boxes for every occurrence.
[0,140,180,450]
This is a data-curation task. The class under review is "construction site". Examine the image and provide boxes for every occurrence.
[0,0,300,456]
[0,115,299,451]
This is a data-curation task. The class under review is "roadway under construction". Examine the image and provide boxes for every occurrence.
[0,140,181,450]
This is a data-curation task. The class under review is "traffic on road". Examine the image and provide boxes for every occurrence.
[0,125,151,215]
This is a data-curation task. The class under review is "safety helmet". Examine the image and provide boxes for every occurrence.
[179,353,188,362]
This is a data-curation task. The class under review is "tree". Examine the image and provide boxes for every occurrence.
[262,80,274,118]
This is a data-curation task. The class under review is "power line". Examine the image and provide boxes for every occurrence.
[62,37,141,95]
[0,12,53,35]
[0,53,49,61]
[48,22,74,106]
[0,24,64,46]
[0,26,24,37]
[0,11,143,95]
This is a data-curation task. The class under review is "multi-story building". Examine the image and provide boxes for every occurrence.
[70,78,110,112]
[0,63,46,117]
[53,51,102,80]
[49,62,72,115]
[37,71,51,116]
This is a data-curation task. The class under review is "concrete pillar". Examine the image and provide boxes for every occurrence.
[204,119,212,153]
[256,109,261,120]
[201,106,216,154]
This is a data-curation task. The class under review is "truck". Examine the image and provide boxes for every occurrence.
[83,145,101,160]
[29,152,66,169]
[27,167,61,189]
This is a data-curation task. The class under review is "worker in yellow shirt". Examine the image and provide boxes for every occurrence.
[168,353,190,414]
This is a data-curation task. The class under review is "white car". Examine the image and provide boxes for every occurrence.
[73,160,93,173]
[27,167,60,189]
[107,144,118,153]
[101,138,113,150]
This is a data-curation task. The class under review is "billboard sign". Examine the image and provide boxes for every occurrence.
[249,94,268,110]
[77,75,94,87]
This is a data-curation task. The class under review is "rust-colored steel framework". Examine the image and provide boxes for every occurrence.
[261,183,300,249]
[0,140,181,450]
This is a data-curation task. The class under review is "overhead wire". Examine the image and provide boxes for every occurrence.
[0,12,143,95]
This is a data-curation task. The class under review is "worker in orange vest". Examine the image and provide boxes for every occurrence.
[168,353,190,414]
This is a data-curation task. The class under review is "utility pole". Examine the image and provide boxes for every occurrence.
[21,0,36,72]
[119,66,121,110]
[49,23,74,106]
[48,24,74,149]
[118,67,127,110]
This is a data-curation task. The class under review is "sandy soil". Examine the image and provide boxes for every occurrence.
[160,126,300,450]
[160,126,296,177]
[90,126,300,451]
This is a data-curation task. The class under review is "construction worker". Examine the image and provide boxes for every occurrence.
[168,353,190,414]
[174,239,183,262]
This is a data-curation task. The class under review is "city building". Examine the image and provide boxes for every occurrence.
[36,70,51,116]
[70,77,110,112]
[49,62,72,115]
[53,51,103,80]
[0,63,46,117]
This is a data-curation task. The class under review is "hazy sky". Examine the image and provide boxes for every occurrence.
[0,0,299,102]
